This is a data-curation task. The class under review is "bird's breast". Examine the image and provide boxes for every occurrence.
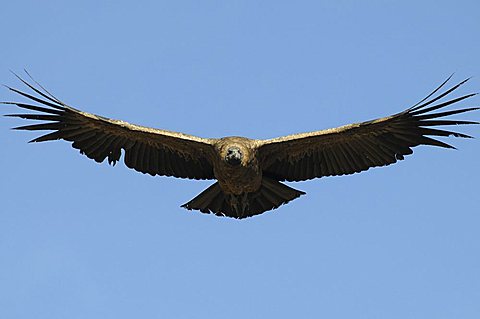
[214,162,262,195]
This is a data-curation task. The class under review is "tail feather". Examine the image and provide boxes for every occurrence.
[182,182,223,212]
[182,177,305,219]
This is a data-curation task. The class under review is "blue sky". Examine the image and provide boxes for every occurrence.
[1,1,479,318]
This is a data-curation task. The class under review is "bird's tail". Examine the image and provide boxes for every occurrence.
[181,177,305,219]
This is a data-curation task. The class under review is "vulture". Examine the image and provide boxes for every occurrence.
[2,72,478,219]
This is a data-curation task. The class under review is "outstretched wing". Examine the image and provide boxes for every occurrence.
[257,76,478,182]
[3,73,216,180]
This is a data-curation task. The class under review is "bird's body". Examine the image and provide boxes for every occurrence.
[2,73,478,218]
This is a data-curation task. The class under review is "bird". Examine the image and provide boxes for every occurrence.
[2,72,478,219]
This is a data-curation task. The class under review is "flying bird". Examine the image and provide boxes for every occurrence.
[2,73,478,218]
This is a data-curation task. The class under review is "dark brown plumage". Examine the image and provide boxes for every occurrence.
[2,72,478,218]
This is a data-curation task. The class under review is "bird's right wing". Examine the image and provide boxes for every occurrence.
[3,73,216,180]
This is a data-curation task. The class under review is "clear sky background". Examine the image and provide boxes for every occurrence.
[0,1,479,318]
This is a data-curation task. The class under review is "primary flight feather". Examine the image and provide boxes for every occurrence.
[3,73,478,218]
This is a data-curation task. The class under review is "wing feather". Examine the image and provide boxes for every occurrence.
[3,73,216,180]
[258,77,478,181]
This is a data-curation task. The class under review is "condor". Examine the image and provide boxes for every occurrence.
[3,73,478,218]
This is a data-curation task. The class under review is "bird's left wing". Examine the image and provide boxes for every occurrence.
[3,74,216,180]
[257,77,478,182]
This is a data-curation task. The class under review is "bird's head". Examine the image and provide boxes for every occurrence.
[225,146,243,166]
